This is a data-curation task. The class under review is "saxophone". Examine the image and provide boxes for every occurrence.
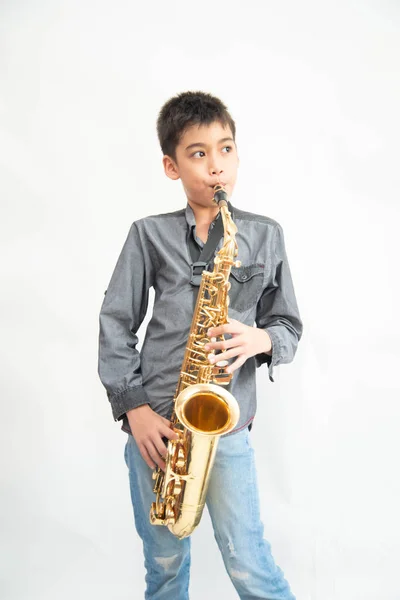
[149,183,241,539]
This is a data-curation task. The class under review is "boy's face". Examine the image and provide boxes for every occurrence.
[163,121,239,210]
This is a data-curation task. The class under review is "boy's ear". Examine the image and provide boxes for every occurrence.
[162,155,180,181]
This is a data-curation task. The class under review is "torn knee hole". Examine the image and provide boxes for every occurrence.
[154,553,180,570]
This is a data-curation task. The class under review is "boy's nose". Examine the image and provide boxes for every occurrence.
[209,165,224,177]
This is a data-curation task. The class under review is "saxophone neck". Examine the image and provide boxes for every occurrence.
[210,186,240,272]
[220,203,238,254]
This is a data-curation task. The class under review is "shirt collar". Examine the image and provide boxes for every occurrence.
[184,202,197,229]
[184,201,235,229]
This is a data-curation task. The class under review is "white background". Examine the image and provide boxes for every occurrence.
[1,1,399,599]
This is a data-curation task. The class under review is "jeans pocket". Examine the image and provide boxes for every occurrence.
[124,435,132,469]
[245,430,253,449]
[229,263,265,312]
[124,440,128,467]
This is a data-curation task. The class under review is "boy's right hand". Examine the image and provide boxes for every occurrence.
[126,404,178,472]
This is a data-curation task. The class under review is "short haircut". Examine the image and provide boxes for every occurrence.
[156,90,236,163]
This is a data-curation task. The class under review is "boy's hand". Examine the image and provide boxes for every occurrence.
[126,404,178,471]
[205,318,272,374]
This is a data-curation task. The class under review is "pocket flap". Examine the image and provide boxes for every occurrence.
[230,263,265,283]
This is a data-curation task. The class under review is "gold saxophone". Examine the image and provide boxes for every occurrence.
[149,183,241,539]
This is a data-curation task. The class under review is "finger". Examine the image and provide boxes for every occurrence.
[204,335,243,352]
[208,346,245,364]
[225,354,247,374]
[161,416,179,432]
[162,424,179,440]
[146,440,167,472]
[208,320,244,338]
[139,443,157,470]
[153,435,169,459]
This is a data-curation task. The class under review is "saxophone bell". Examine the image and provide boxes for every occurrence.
[175,383,239,436]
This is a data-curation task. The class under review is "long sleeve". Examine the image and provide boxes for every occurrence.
[98,221,155,421]
[255,222,303,382]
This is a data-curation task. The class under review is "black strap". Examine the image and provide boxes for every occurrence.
[188,213,224,286]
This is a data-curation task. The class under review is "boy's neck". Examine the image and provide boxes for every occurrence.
[188,200,219,228]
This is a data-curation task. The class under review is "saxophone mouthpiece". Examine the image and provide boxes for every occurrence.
[213,183,228,207]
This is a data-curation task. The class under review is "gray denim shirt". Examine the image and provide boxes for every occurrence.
[98,201,303,436]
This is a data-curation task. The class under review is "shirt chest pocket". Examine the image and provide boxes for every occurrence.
[228,263,265,312]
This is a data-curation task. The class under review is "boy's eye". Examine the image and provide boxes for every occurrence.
[192,146,233,158]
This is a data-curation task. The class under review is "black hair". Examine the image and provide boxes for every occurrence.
[156,90,236,163]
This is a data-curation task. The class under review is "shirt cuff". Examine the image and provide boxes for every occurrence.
[108,385,151,421]
[255,327,281,383]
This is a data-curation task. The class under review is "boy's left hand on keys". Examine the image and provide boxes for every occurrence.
[205,318,272,374]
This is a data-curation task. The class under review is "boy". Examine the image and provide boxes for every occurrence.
[98,91,303,599]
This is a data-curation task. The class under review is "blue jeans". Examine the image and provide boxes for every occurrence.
[124,428,296,600]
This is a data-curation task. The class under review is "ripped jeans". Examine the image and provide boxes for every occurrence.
[124,427,296,600]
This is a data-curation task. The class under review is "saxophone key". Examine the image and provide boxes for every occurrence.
[165,499,176,524]
[215,360,229,368]
[175,446,186,469]
[173,479,183,495]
